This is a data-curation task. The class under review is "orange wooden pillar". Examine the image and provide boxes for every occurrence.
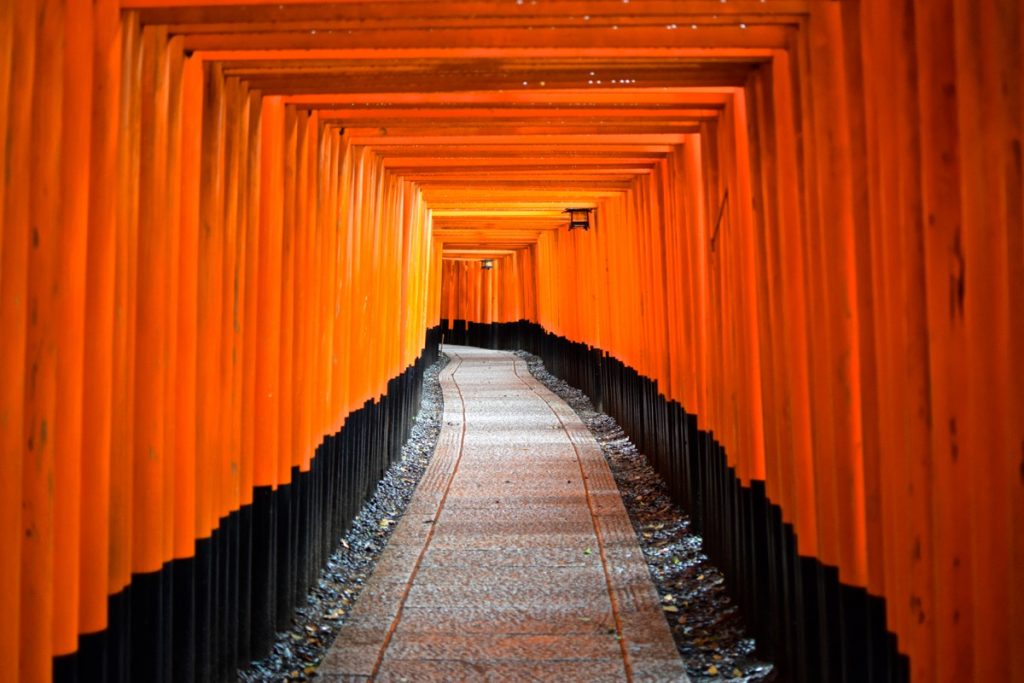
[681,135,710,422]
[193,59,227,680]
[251,93,285,649]
[78,0,123,658]
[327,131,346,428]
[52,0,94,669]
[742,72,790,529]
[129,25,174,680]
[906,1,973,679]
[240,89,264,534]
[859,3,935,676]
[161,36,185,609]
[312,126,333,436]
[21,0,65,677]
[0,0,36,676]
[954,2,1020,679]
[293,111,317,472]
[0,0,10,245]
[857,10,901,657]
[765,51,818,561]
[803,0,872,596]
[166,50,203,682]
[722,91,768,486]
[108,15,143,680]
[217,75,240,542]
[278,107,298,492]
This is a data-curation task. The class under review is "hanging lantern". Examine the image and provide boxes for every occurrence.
[481,259,494,270]
[564,207,593,230]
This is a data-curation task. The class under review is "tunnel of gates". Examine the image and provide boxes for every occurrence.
[1,1,1022,682]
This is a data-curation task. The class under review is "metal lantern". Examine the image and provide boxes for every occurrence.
[564,207,593,230]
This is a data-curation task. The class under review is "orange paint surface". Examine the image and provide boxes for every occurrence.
[0,2,1020,679]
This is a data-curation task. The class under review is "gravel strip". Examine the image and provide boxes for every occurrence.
[515,350,775,683]
[238,355,449,682]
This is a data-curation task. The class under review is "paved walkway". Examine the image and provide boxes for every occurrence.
[319,346,688,682]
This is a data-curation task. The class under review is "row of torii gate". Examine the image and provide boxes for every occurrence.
[0,1,1021,681]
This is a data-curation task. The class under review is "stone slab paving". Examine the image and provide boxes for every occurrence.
[319,346,688,682]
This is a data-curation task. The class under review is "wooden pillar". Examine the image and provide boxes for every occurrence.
[196,62,226,544]
[22,0,65,677]
[954,1,1018,678]
[910,0,973,678]
[0,0,37,674]
[173,53,201,564]
[79,0,122,645]
[240,89,263,509]
[108,28,143,681]
[254,95,284,490]
[53,0,93,659]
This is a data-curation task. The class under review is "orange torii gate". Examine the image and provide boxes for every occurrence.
[0,1,1021,682]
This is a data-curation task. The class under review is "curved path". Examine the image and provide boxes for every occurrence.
[319,346,688,682]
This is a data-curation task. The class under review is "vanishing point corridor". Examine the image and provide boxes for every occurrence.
[1,1,1022,681]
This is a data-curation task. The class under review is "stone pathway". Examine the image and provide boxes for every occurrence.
[318,346,688,682]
